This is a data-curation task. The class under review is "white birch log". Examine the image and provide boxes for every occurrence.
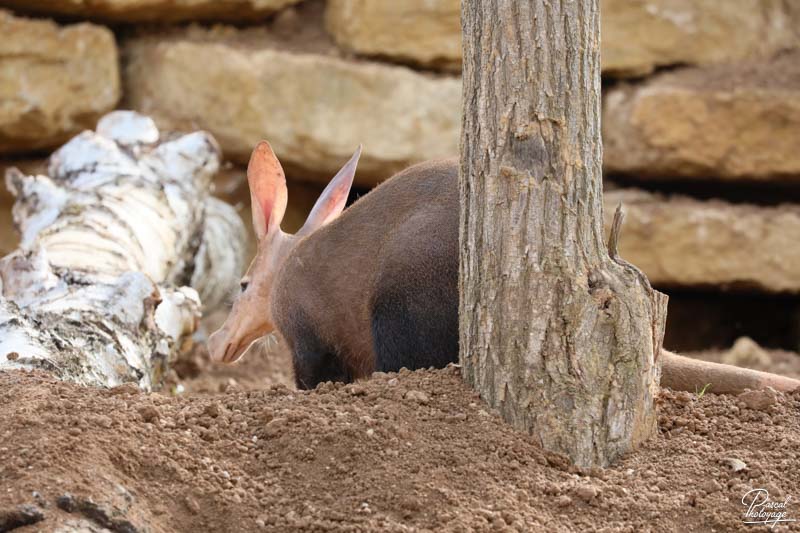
[0,111,246,390]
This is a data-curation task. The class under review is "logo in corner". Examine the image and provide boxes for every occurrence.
[742,488,796,529]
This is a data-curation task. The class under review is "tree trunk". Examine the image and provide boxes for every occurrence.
[0,111,246,390]
[459,0,668,467]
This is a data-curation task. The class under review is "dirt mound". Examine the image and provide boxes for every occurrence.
[2,362,799,532]
[172,341,296,395]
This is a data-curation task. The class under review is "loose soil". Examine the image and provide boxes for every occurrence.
[1,341,799,532]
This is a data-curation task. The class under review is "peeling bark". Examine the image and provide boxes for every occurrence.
[459,1,667,467]
[0,111,246,390]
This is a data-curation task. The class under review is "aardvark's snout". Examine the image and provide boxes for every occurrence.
[208,325,262,364]
[208,328,241,364]
[207,328,230,363]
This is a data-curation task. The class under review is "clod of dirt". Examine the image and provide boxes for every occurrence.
[737,387,779,411]
[573,485,600,503]
[264,417,287,437]
[345,384,367,396]
[203,402,221,418]
[404,390,430,404]
[555,495,573,507]
[700,479,722,495]
[137,405,159,423]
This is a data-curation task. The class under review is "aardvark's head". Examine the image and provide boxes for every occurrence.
[208,141,361,363]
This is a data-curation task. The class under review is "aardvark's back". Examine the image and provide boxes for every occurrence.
[272,159,460,389]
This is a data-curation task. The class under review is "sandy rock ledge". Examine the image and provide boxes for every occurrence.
[123,27,461,186]
[603,51,800,182]
[604,188,800,293]
[0,0,301,22]
[0,10,120,155]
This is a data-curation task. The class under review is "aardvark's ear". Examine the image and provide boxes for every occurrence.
[247,141,288,241]
[300,145,361,235]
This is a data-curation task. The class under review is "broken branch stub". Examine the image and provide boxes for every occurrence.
[0,111,246,390]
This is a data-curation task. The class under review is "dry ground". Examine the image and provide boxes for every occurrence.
[1,341,799,532]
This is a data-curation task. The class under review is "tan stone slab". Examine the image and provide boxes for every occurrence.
[603,51,800,182]
[0,0,300,22]
[605,188,800,293]
[324,0,461,71]
[124,30,461,186]
[323,0,799,76]
[0,11,119,155]
[602,0,799,77]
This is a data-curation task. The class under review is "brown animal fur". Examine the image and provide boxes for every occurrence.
[660,350,799,394]
[271,159,458,385]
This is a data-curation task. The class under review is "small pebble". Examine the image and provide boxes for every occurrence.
[347,384,367,396]
[404,391,430,405]
[264,417,287,437]
[574,485,599,503]
[720,457,747,473]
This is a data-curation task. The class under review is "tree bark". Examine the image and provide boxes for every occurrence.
[459,0,668,467]
[0,111,246,390]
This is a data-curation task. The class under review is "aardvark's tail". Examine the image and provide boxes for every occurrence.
[661,350,800,394]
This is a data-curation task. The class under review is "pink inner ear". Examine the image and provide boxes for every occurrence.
[322,182,348,224]
[300,145,361,235]
[255,173,280,233]
[260,199,273,234]
[248,141,286,236]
